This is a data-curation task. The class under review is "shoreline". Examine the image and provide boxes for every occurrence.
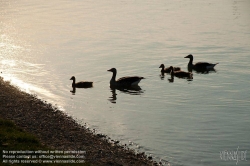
[0,77,156,166]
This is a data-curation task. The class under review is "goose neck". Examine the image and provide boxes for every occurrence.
[161,66,164,70]
[71,78,76,86]
[187,57,193,67]
[111,71,117,82]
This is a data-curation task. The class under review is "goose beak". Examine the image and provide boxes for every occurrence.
[107,69,112,72]
[184,55,189,58]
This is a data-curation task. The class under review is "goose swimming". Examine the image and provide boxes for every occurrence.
[169,66,193,78]
[70,76,93,88]
[107,68,144,87]
[159,64,181,73]
[184,54,218,70]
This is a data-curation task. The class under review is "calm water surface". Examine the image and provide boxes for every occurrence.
[1,0,250,165]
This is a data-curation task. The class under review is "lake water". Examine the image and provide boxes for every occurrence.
[1,0,250,165]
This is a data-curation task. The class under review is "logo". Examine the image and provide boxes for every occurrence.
[220,146,247,165]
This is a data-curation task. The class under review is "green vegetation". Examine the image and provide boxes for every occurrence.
[0,119,40,150]
[0,118,89,166]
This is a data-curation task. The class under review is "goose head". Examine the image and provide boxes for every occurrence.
[184,54,193,59]
[70,76,76,81]
[107,68,117,73]
[159,64,165,69]
[169,66,174,71]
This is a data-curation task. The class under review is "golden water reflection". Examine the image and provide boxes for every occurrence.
[1,74,58,99]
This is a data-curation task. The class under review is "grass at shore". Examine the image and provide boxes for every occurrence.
[0,118,90,166]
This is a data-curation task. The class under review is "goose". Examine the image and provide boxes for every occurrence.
[107,68,144,87]
[159,64,181,73]
[169,66,193,78]
[184,54,218,70]
[70,76,93,88]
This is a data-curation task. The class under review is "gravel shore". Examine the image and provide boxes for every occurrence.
[0,77,156,166]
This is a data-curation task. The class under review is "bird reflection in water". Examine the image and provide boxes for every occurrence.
[167,75,193,83]
[108,85,144,104]
[70,87,76,94]
[159,71,193,83]
[70,86,93,95]
[159,72,178,82]
[187,66,217,74]
[159,72,165,80]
